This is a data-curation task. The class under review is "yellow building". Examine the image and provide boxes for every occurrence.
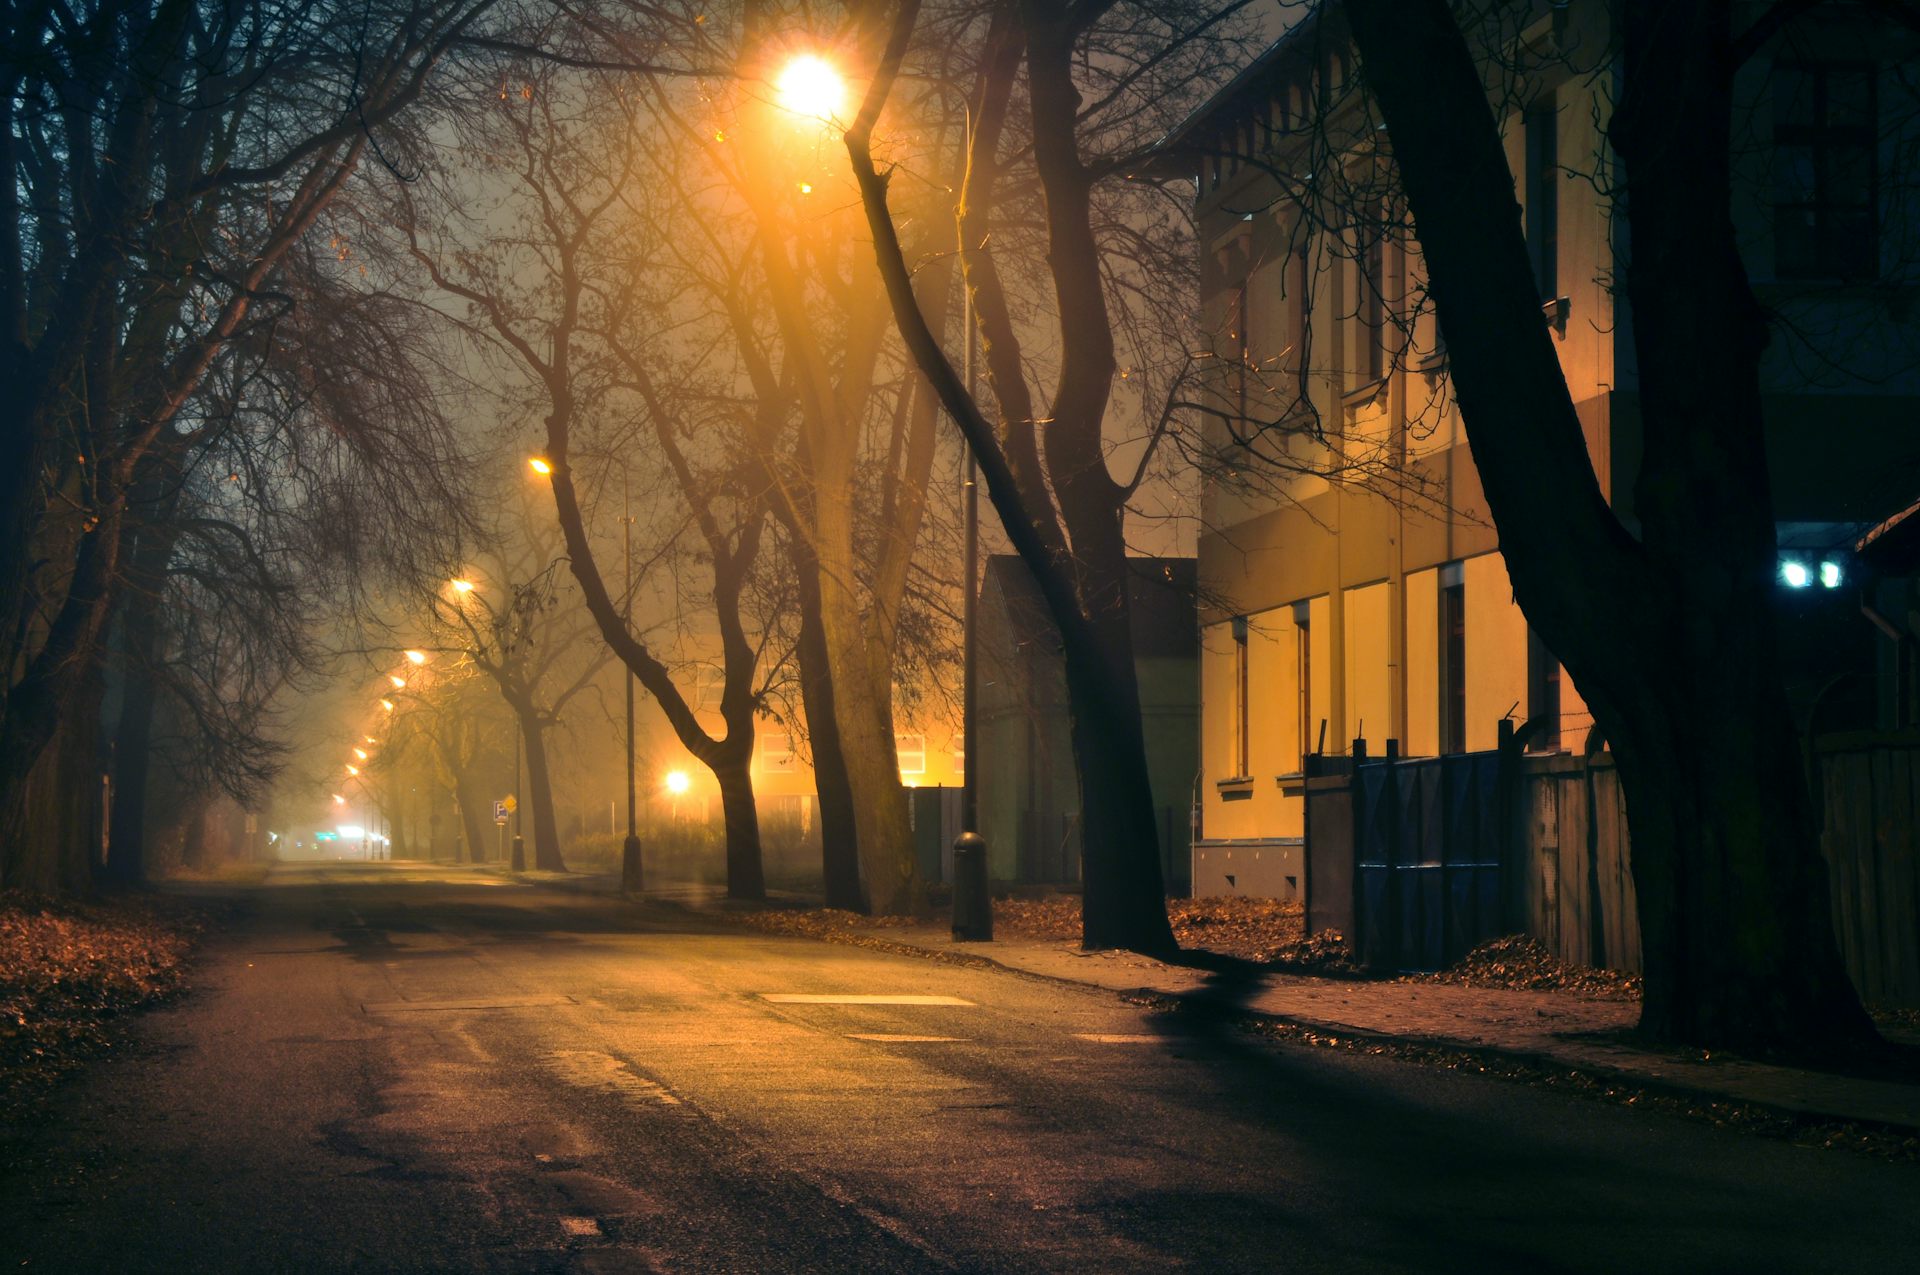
[1162,3,1920,896]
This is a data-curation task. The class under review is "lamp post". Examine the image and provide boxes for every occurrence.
[621,462,643,892]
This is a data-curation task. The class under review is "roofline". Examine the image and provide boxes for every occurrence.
[1141,6,1324,175]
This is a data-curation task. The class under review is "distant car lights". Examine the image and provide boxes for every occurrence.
[1778,554,1844,590]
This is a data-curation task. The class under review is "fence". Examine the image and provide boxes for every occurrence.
[1305,740,1513,972]
[1304,726,1920,1007]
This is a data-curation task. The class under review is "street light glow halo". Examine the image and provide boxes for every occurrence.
[665,769,692,795]
[775,53,846,124]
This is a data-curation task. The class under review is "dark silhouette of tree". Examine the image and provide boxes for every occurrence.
[1333,0,1894,1051]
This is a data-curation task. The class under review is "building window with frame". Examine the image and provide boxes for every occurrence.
[1351,205,1386,386]
[1525,99,1559,299]
[1774,60,1878,280]
[1293,601,1313,762]
[1231,615,1250,777]
[1439,564,1466,754]
[895,733,927,777]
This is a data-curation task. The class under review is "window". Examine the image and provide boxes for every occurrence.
[1286,241,1309,384]
[1525,100,1559,299]
[895,733,927,777]
[952,732,965,777]
[1232,616,1250,777]
[1440,565,1466,754]
[1527,628,1562,753]
[1353,205,1386,385]
[1293,601,1313,761]
[1775,61,1877,280]
[760,732,796,773]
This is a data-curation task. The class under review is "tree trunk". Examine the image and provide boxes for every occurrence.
[789,536,865,909]
[106,664,158,886]
[521,714,567,872]
[105,508,181,885]
[1062,574,1171,951]
[814,492,918,915]
[1341,0,1874,1050]
[454,770,491,864]
[713,749,767,901]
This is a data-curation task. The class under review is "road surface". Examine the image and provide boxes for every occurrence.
[2,862,1914,1272]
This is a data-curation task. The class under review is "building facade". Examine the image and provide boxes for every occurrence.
[1165,3,1920,873]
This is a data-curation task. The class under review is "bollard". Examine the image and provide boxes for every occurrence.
[621,833,644,892]
[951,831,993,941]
[510,834,526,873]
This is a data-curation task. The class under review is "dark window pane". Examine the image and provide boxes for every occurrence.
[1826,69,1875,129]
[1774,66,1817,129]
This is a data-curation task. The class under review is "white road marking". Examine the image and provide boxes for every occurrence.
[759,994,974,1006]
[1075,1033,1176,1043]
[560,1217,602,1238]
[847,1034,965,1042]
[362,994,575,1013]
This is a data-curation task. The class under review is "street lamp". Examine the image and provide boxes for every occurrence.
[353,748,369,761]
[404,649,428,665]
[451,578,476,595]
[774,54,846,123]
[528,456,554,476]
[388,674,407,689]
[380,698,395,713]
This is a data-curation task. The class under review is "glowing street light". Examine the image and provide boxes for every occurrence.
[353,748,369,761]
[404,649,427,665]
[528,456,553,476]
[332,793,346,805]
[346,764,360,776]
[775,54,846,123]
[364,735,377,744]
[380,699,395,712]
[451,578,476,595]
[388,674,407,689]
[664,770,691,796]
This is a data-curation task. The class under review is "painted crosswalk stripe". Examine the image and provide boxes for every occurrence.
[1075,1033,1176,1043]
[847,1033,965,1042]
[760,994,974,1006]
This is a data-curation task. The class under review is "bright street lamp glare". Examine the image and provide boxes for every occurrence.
[404,649,427,665]
[665,770,692,796]
[346,764,359,776]
[380,699,395,712]
[775,54,845,123]
[529,456,553,476]
[451,578,475,594]
[389,674,407,689]
[353,748,368,760]
[332,793,346,805]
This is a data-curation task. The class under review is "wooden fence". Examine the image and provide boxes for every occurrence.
[1307,730,1920,1007]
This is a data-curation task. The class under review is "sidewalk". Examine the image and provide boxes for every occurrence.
[830,917,1920,1138]
[544,872,1920,1138]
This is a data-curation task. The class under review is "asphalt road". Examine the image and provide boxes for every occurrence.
[2,862,1915,1273]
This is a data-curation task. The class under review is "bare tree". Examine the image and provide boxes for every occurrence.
[849,0,1259,948]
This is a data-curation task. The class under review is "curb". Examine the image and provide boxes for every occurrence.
[554,881,1920,1145]
[843,925,1920,1143]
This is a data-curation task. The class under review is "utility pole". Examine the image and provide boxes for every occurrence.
[510,712,526,872]
[962,297,978,836]
[621,462,644,892]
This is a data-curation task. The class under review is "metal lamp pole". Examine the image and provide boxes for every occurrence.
[953,275,992,941]
[510,715,526,871]
[621,463,644,892]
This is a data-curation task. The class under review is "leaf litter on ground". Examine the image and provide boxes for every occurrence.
[0,889,207,1115]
